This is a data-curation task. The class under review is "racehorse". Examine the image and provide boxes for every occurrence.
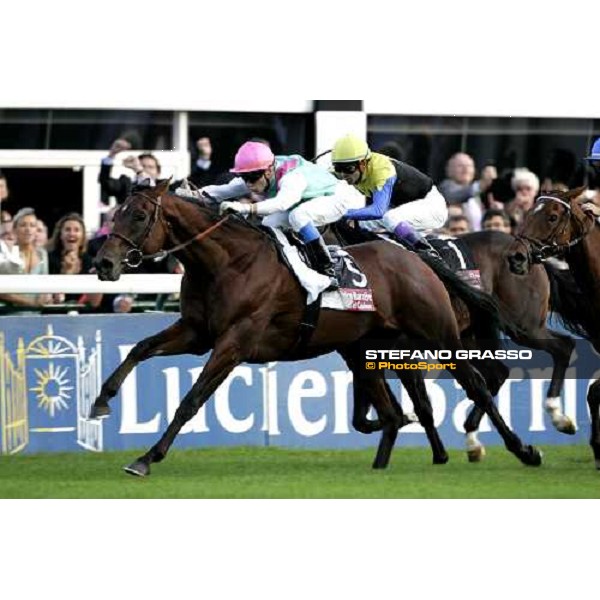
[326,221,576,461]
[506,186,600,469]
[89,180,541,476]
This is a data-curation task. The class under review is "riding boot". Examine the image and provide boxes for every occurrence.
[305,237,339,289]
[393,222,442,262]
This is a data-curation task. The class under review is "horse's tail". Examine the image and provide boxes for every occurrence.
[543,262,594,340]
[418,253,526,342]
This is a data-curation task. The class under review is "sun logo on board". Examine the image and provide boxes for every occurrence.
[30,362,74,417]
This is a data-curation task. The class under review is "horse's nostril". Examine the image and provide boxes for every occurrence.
[97,257,114,271]
[514,252,526,263]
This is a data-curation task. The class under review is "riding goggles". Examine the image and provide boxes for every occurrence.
[333,162,359,175]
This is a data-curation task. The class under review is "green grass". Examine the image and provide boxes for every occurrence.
[1,445,599,498]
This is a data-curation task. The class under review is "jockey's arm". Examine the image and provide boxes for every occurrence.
[344,175,396,220]
[252,172,308,216]
[201,178,250,202]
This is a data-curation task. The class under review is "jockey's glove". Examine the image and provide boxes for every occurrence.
[219,201,251,216]
[174,187,203,201]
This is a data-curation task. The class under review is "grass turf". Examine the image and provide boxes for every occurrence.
[0,444,598,498]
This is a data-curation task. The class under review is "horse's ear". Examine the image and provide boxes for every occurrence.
[155,177,172,196]
[566,185,587,201]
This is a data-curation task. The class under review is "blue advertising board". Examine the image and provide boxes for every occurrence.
[0,313,594,455]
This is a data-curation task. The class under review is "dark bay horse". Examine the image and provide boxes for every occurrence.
[90,180,541,476]
[506,186,600,469]
[327,222,577,461]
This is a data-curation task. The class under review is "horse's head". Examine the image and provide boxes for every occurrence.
[95,179,171,281]
[507,185,591,275]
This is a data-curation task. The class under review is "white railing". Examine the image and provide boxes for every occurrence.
[0,274,182,294]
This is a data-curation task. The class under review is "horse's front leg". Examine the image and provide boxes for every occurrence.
[90,319,208,418]
[123,324,248,477]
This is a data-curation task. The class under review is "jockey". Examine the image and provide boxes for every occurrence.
[212,141,364,285]
[331,134,448,259]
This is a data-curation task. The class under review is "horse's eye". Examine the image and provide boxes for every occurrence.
[133,211,147,222]
[549,214,559,224]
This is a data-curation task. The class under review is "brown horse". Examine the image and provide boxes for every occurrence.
[327,221,577,460]
[90,180,541,476]
[506,186,600,469]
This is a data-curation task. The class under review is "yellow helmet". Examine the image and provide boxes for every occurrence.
[331,134,371,163]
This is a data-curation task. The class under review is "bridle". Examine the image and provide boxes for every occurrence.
[514,194,593,265]
[109,191,230,268]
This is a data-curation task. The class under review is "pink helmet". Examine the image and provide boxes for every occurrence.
[230,141,275,173]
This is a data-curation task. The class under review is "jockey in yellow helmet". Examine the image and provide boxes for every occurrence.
[331,134,448,258]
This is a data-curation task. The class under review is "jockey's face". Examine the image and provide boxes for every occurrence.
[243,165,274,194]
[333,160,365,186]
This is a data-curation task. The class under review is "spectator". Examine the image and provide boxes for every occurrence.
[505,168,540,228]
[0,171,17,215]
[1,210,13,237]
[482,209,512,234]
[99,138,162,205]
[35,219,48,248]
[189,136,222,187]
[438,152,483,231]
[47,212,102,309]
[0,207,53,309]
[447,215,471,236]
[481,175,515,211]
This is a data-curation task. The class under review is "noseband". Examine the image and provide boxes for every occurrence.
[515,195,591,265]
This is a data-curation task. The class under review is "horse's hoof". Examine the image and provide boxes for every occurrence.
[556,416,577,435]
[521,445,543,467]
[123,461,150,477]
[467,446,486,463]
[433,454,449,465]
[89,401,110,419]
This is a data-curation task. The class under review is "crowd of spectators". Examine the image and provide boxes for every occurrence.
[380,145,600,239]
[1,131,598,314]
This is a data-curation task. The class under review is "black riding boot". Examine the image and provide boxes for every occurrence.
[305,237,338,288]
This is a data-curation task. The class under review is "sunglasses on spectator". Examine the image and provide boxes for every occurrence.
[333,163,359,175]
[1,218,11,224]
[240,170,266,184]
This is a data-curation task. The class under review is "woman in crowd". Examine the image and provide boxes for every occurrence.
[0,207,53,308]
[47,212,102,308]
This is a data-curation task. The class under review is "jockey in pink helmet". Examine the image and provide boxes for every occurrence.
[188,140,365,287]
[230,141,276,173]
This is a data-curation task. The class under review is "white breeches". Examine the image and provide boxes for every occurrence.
[359,185,448,233]
[262,180,365,232]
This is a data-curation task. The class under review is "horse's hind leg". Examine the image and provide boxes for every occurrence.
[90,319,207,418]
[463,357,509,462]
[396,371,448,465]
[586,380,600,470]
[448,353,542,467]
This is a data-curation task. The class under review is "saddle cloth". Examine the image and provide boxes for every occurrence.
[266,227,375,311]
[370,230,482,290]
[426,234,482,290]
